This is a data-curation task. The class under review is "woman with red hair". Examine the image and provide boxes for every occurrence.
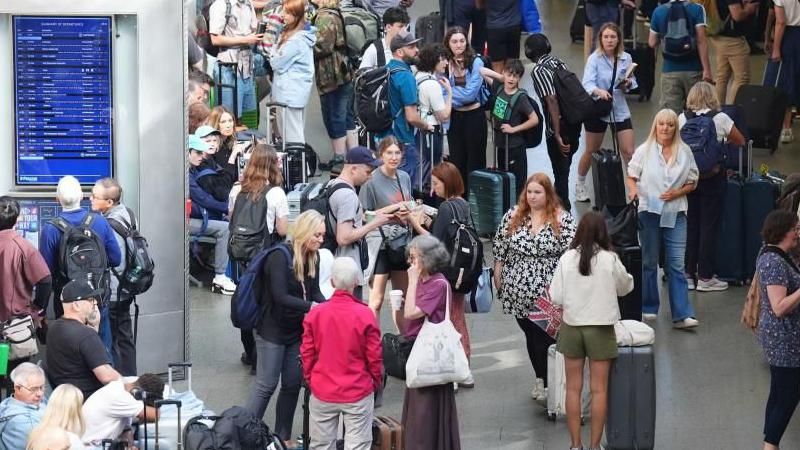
[492,173,576,401]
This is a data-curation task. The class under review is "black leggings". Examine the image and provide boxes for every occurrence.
[515,318,556,387]
[764,365,800,445]
[448,107,487,194]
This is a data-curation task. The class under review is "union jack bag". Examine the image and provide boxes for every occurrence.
[527,287,563,339]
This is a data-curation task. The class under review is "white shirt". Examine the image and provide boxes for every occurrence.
[550,249,634,326]
[81,377,143,445]
[627,140,699,219]
[228,183,290,234]
[415,72,446,127]
[678,108,735,142]
[774,0,800,26]
[358,38,392,69]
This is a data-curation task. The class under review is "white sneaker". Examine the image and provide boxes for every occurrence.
[642,313,658,321]
[531,378,545,400]
[696,277,729,292]
[212,274,237,295]
[781,128,794,144]
[575,182,590,202]
[673,317,700,329]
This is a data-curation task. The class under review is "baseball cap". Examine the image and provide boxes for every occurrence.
[390,33,422,53]
[345,146,383,168]
[194,125,221,138]
[187,134,210,152]
[61,277,104,303]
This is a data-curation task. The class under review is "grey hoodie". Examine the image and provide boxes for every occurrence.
[104,204,135,302]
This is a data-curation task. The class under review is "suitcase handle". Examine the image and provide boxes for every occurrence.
[153,400,182,450]
[167,363,192,398]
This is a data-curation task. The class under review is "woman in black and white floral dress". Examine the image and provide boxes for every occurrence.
[493,172,577,401]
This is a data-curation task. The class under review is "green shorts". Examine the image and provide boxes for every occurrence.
[556,324,618,360]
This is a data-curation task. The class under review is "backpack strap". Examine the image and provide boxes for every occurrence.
[375,39,385,67]
[325,182,355,224]
[107,218,132,240]
[50,217,71,234]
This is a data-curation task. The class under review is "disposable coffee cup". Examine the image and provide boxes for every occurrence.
[389,290,404,310]
[365,211,376,223]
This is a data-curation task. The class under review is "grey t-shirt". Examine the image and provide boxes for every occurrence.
[327,179,366,285]
[487,0,522,29]
[359,168,413,211]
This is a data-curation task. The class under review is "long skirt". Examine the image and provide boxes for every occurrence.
[401,383,461,450]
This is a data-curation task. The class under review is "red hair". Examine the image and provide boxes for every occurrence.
[280,0,307,40]
[507,173,563,237]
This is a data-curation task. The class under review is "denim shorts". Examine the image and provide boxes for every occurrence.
[319,82,356,139]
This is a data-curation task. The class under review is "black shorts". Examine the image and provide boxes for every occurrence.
[374,249,409,275]
[487,25,521,62]
[583,117,633,134]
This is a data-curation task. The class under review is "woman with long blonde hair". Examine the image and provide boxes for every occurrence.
[28,384,85,449]
[246,210,326,445]
[493,173,577,401]
[626,108,699,329]
[205,105,239,178]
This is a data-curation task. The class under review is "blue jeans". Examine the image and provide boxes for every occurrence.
[399,141,420,185]
[638,211,695,321]
[319,82,355,139]
[98,304,114,365]
[215,63,257,118]
[246,335,302,441]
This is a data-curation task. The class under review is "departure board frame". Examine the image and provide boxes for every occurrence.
[12,15,114,187]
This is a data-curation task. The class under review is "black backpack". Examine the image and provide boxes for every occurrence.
[302,182,354,252]
[441,200,484,294]
[51,214,109,297]
[354,46,406,133]
[551,66,597,125]
[107,209,155,297]
[195,0,233,58]
[228,186,280,262]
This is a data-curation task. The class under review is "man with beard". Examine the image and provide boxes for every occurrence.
[385,33,435,183]
[45,277,122,399]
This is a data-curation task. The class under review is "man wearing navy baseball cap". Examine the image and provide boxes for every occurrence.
[46,277,122,399]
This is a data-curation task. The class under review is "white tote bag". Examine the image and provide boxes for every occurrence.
[614,320,655,346]
[405,279,471,388]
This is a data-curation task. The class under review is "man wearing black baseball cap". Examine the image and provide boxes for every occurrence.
[385,32,434,185]
[46,277,121,399]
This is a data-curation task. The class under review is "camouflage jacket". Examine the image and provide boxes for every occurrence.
[313,8,353,94]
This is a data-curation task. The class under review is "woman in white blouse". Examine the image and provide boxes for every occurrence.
[551,211,633,450]
[625,108,700,329]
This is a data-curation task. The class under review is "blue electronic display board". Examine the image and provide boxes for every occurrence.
[14,198,91,251]
[13,16,113,185]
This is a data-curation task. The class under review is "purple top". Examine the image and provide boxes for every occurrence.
[403,273,449,339]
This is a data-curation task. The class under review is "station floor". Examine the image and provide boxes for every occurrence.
[183,1,800,448]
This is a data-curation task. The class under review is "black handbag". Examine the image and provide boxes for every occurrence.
[592,56,618,119]
[381,333,414,380]
[605,200,639,249]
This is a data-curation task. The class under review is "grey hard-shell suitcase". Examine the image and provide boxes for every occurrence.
[606,345,656,450]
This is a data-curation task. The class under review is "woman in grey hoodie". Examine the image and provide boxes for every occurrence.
[271,0,317,145]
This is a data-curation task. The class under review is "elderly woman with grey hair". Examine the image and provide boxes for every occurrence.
[401,235,462,450]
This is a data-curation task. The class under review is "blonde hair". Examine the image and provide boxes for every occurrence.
[594,22,624,57]
[685,81,720,112]
[26,427,69,450]
[644,109,684,165]
[33,384,85,437]
[290,210,324,282]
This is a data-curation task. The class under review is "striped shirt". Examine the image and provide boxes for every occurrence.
[530,54,569,137]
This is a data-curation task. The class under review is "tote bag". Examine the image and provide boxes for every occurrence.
[405,279,471,388]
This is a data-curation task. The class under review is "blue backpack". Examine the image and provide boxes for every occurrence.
[230,243,292,330]
[680,111,725,176]
[662,1,698,60]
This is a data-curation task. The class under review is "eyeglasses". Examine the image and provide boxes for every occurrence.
[18,384,45,393]
[81,298,99,306]
[89,193,108,201]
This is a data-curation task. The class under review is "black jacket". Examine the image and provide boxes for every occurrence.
[196,159,236,203]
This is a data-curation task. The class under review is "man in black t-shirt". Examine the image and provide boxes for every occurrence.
[45,277,121,399]
[709,0,759,103]
[488,59,540,198]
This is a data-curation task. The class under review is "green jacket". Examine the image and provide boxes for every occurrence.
[313,8,353,94]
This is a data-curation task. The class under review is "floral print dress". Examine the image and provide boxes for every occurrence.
[493,208,577,319]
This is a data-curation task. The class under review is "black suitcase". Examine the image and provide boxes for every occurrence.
[623,11,656,102]
[616,246,642,321]
[415,11,445,47]
[414,128,444,207]
[591,148,627,212]
[734,68,788,153]
[715,173,746,283]
[571,0,586,43]
[743,173,781,278]
[606,346,656,450]
[720,104,750,173]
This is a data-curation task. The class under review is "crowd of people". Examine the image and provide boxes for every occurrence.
[2,0,800,449]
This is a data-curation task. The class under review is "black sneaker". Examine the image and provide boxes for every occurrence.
[319,156,344,171]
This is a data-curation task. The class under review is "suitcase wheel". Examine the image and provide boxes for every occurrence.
[547,412,556,421]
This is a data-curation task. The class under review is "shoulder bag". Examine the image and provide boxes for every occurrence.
[2,316,38,361]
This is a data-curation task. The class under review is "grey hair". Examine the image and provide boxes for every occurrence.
[10,362,45,386]
[407,235,450,274]
[331,257,360,291]
[56,176,83,209]
[95,177,123,204]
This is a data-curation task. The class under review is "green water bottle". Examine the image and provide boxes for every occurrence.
[0,342,9,376]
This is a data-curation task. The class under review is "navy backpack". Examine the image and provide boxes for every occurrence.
[230,244,292,330]
[681,111,725,177]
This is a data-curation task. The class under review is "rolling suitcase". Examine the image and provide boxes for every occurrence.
[415,11,444,47]
[415,128,444,207]
[616,246,642,321]
[714,142,748,284]
[591,147,627,212]
[372,415,403,450]
[468,138,516,237]
[215,61,239,113]
[288,182,323,222]
[265,101,316,190]
[743,173,781,279]
[734,64,787,153]
[570,0,586,43]
[606,345,656,450]
[546,345,591,421]
[624,10,656,102]
[720,104,750,173]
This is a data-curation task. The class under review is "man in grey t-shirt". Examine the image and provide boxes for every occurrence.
[328,147,392,299]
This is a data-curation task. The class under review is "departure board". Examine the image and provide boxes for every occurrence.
[13,16,113,185]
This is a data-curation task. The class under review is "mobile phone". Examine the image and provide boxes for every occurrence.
[257,23,267,35]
